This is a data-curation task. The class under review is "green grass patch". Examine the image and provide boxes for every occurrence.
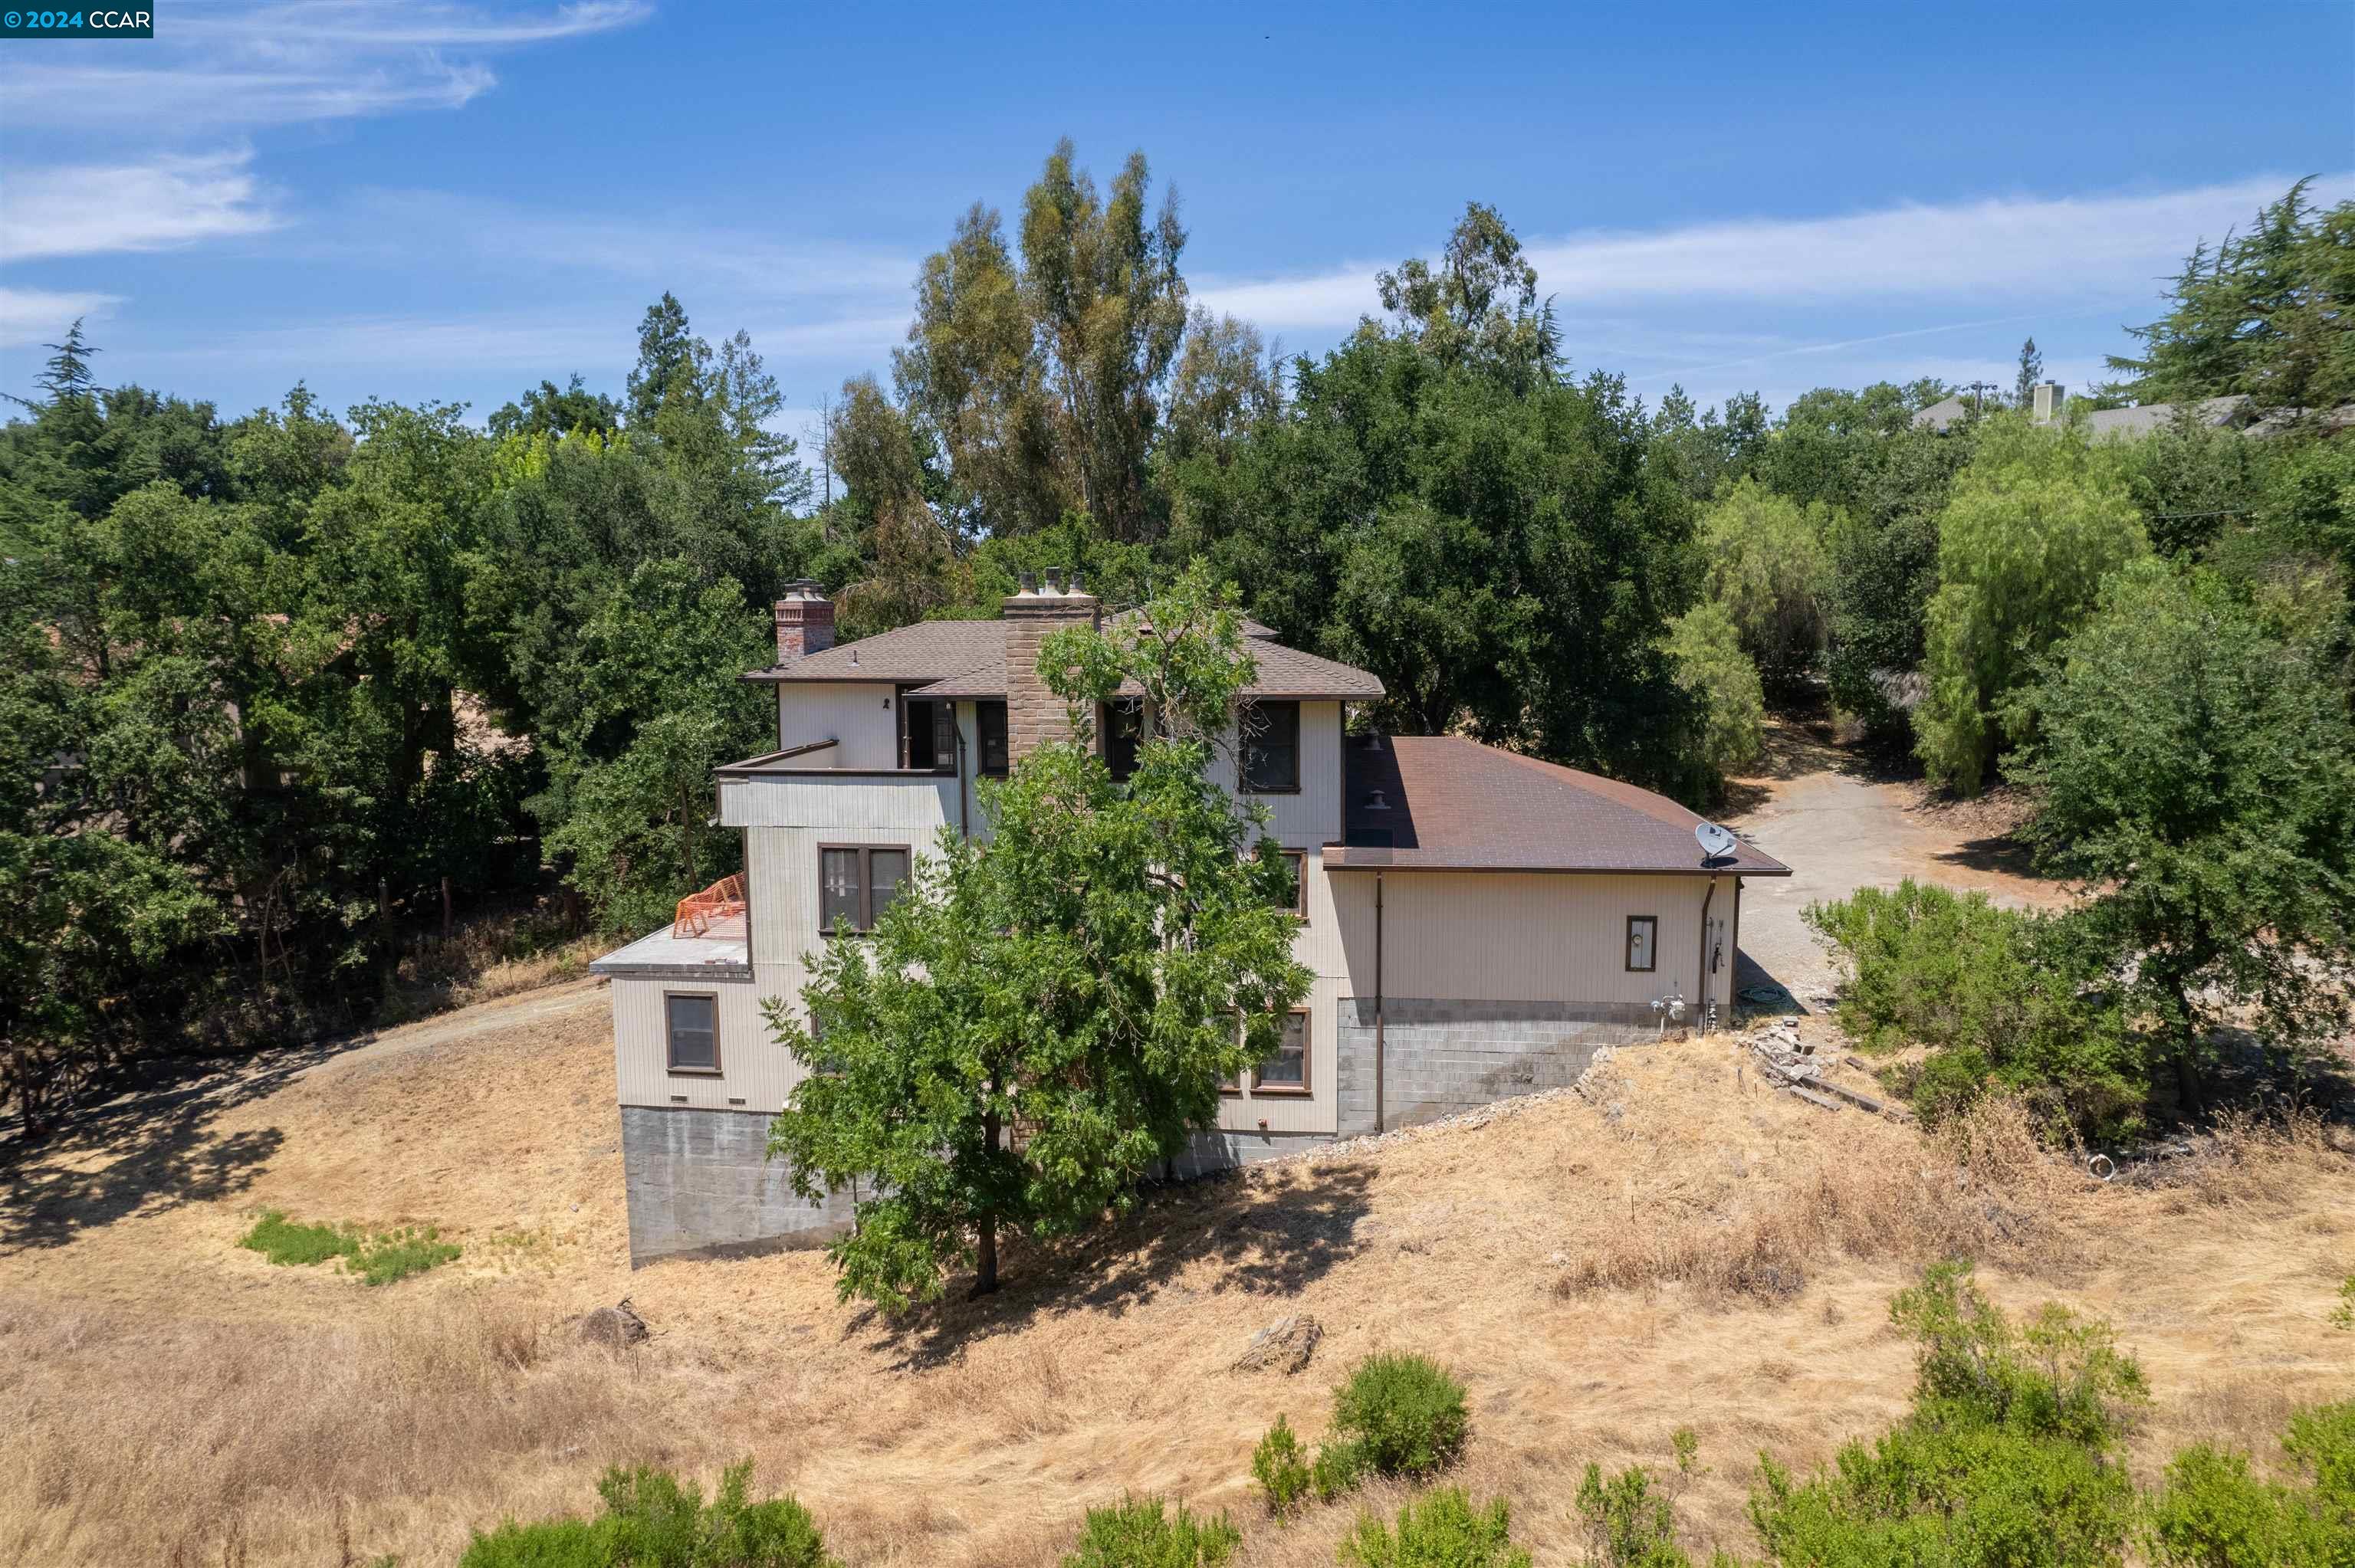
[238,1209,461,1285]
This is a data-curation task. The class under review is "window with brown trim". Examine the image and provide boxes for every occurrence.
[819,845,911,934]
[1257,847,1306,917]
[665,992,721,1074]
[976,701,1010,777]
[1239,700,1300,794]
[1625,915,1658,973]
[1252,1008,1311,1094]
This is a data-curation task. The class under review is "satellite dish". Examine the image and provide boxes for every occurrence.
[1695,821,1739,863]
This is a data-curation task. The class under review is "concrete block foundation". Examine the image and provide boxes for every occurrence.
[619,1105,856,1267]
[1335,996,1659,1137]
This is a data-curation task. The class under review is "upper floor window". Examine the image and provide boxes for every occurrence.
[903,697,956,773]
[977,702,1010,778]
[1104,698,1145,782]
[1239,700,1299,794]
[1262,847,1306,917]
[820,845,910,935]
[665,992,721,1074]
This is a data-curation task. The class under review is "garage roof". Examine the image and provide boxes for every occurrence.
[1325,735,1788,877]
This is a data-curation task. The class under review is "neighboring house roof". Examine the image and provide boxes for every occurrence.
[2083,394,2255,440]
[745,613,1384,702]
[1325,734,1789,877]
[1911,395,1972,433]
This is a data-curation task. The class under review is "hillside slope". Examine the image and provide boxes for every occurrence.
[2,981,2350,1567]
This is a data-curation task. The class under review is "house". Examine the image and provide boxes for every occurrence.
[593,574,1792,1265]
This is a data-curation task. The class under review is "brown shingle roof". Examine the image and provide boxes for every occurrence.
[745,613,1382,701]
[1327,735,1788,877]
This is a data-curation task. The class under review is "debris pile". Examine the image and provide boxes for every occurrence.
[1230,1313,1322,1375]
[1743,1018,1903,1119]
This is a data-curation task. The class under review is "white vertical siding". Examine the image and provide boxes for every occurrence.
[611,977,796,1110]
[777,682,900,766]
[1207,700,1345,849]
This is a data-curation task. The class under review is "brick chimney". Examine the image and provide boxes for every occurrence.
[1003,566,1099,765]
[774,580,834,665]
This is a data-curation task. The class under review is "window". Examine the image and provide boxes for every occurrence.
[1240,700,1299,793]
[1252,1009,1310,1093]
[1262,848,1306,917]
[976,701,1010,777]
[819,845,911,934]
[1625,915,1657,973]
[1103,698,1145,782]
[665,992,720,1074]
[903,697,956,773]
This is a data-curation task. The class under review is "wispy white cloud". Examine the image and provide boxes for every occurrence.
[0,287,122,349]
[321,190,916,304]
[1195,175,2355,330]
[1,149,279,262]
[0,1,649,131]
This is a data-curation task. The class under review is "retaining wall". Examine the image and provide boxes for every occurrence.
[619,1105,856,1266]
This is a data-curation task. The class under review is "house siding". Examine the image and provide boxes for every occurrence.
[777,681,899,766]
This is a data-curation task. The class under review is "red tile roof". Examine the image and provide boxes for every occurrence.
[1328,735,1788,877]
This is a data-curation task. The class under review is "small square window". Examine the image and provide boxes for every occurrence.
[1626,915,1657,973]
[665,992,720,1074]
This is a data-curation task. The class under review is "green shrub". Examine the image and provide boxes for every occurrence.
[459,1461,837,1568]
[1575,1430,1702,1568]
[1059,1495,1239,1566]
[1310,1438,1367,1502]
[1747,1262,2146,1568]
[238,1209,461,1285]
[239,1210,353,1268]
[2145,1401,2355,1566]
[1803,878,2144,1137]
[1329,1353,1469,1481]
[2332,1276,2354,1331]
[1250,1415,1312,1517]
[346,1224,461,1285]
[1338,1488,1530,1568]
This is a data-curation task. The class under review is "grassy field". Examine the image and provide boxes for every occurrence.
[2,979,2350,1567]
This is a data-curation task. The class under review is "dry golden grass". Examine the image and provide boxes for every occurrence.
[2,996,2350,1567]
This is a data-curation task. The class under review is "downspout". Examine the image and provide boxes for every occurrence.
[1696,877,1717,1033]
[1374,871,1385,1133]
[954,708,971,841]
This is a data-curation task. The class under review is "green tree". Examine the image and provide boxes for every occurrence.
[895,141,1190,542]
[487,374,622,441]
[626,291,698,431]
[2013,336,2045,410]
[1915,415,2145,793]
[1693,477,1836,696]
[535,558,770,933]
[2005,563,2355,1114]
[1662,602,1764,793]
[764,566,1310,1304]
[1375,201,1560,387]
[2107,179,2355,413]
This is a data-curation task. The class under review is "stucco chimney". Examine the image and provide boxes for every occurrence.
[1003,566,1099,765]
[774,579,834,665]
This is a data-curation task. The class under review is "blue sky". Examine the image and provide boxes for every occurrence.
[3,0,2350,459]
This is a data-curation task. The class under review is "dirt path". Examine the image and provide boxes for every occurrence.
[1722,719,2067,1009]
